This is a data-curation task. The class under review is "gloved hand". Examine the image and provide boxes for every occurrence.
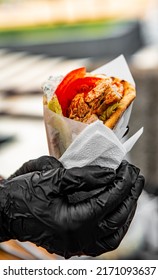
[0,156,144,259]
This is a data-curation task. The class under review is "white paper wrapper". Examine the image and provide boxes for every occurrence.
[43,55,143,168]
[60,121,143,169]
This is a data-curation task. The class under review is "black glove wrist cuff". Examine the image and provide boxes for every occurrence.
[0,186,12,242]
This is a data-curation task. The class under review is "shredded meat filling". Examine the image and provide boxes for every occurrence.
[67,78,124,123]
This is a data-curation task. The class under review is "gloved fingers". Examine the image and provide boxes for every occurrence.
[131,175,145,198]
[97,174,144,238]
[97,199,137,239]
[8,156,63,179]
[60,165,116,194]
[84,204,136,257]
[61,160,140,196]
[115,160,140,192]
[80,160,141,221]
[96,204,136,254]
[52,172,143,248]
[61,161,142,228]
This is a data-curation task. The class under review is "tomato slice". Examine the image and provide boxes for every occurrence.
[54,67,102,116]
[55,67,86,112]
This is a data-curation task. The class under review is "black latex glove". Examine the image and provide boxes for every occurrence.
[0,156,144,259]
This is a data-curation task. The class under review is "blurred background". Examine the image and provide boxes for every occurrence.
[0,0,158,260]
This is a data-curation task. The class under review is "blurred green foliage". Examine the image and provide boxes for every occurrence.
[0,20,128,45]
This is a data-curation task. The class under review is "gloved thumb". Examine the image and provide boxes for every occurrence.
[8,156,63,179]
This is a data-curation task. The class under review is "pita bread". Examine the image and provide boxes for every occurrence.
[104,79,136,129]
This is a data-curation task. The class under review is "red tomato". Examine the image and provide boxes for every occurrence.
[55,67,102,116]
[55,67,86,113]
